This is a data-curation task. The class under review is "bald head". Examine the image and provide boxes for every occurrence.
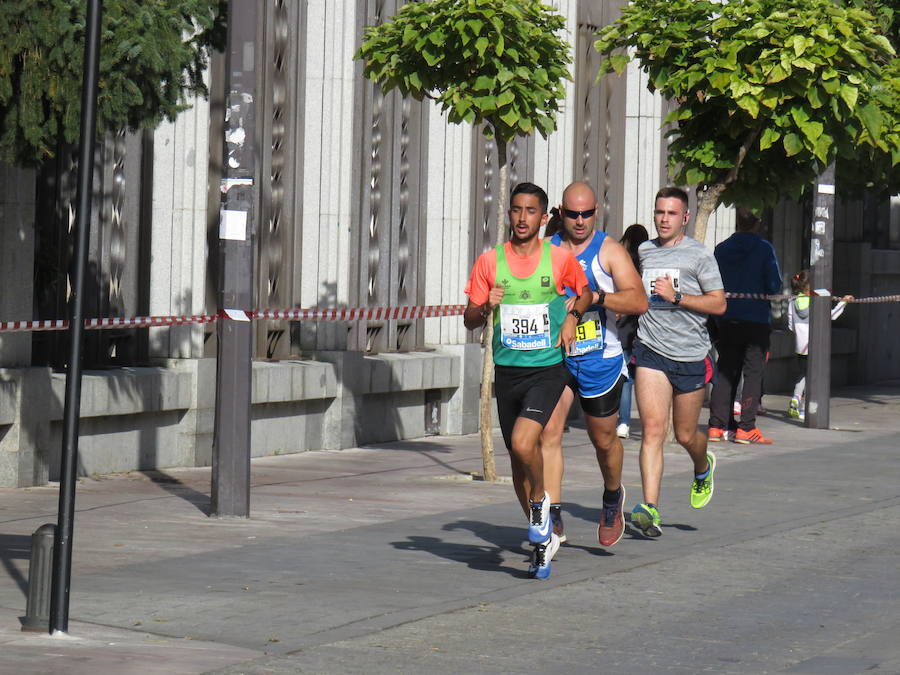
[562,181,596,205]
[559,181,600,244]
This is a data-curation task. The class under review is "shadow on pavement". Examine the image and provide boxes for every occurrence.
[562,500,602,526]
[392,534,529,578]
[362,440,476,477]
[139,471,211,516]
[387,519,565,578]
[0,533,31,597]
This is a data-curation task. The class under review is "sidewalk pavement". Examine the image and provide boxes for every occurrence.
[1,383,899,674]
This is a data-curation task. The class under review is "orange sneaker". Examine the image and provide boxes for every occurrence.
[598,487,625,547]
[708,426,728,442]
[734,428,772,444]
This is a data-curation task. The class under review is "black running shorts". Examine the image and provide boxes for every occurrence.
[494,362,571,450]
[576,372,626,418]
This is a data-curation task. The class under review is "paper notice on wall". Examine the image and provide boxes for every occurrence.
[220,209,247,241]
[223,309,251,321]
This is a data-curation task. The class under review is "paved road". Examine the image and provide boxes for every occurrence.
[0,387,898,674]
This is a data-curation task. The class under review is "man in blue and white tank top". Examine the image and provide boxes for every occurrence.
[542,182,648,548]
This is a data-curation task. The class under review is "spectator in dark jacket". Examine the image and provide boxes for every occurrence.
[707,208,782,444]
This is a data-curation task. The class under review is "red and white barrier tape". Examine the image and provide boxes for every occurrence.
[0,315,220,334]
[1,294,898,334]
[840,294,900,303]
[254,305,467,322]
[0,305,467,333]
[722,292,900,303]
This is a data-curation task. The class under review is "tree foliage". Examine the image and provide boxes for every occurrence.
[838,0,900,196]
[355,0,571,143]
[594,0,900,232]
[849,0,897,50]
[0,1,225,167]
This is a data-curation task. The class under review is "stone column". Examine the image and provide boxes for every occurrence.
[439,344,483,435]
[622,61,664,228]
[423,104,473,347]
[148,94,212,359]
[0,368,54,487]
[314,350,367,450]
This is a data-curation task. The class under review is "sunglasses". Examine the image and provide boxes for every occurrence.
[562,208,596,220]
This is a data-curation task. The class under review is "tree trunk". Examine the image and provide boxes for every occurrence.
[692,183,725,246]
[693,127,759,245]
[478,318,498,482]
[477,138,509,482]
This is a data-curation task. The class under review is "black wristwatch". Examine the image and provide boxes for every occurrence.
[568,308,583,322]
[672,291,683,306]
[596,289,606,307]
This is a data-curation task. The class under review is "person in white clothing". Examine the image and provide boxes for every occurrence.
[787,269,853,421]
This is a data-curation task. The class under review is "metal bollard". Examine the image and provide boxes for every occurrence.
[22,523,56,632]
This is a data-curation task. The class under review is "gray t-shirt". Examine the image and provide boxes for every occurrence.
[637,236,724,361]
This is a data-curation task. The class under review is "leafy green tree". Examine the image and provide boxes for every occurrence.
[849,0,897,49]
[356,0,570,480]
[595,0,900,242]
[839,0,899,197]
[0,0,225,167]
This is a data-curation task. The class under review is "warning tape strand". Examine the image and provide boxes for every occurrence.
[0,306,468,333]
[723,292,900,303]
[1,295,897,333]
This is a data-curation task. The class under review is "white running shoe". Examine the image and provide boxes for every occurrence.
[616,423,629,438]
[528,533,560,579]
[527,492,551,543]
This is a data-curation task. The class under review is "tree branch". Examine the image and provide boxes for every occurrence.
[724,126,763,186]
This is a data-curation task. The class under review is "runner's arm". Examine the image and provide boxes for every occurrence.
[600,239,648,315]
[463,253,499,330]
[571,284,593,316]
[463,300,490,330]
[555,251,591,352]
[464,285,505,330]
[558,284,593,353]
[652,274,726,315]
[679,288,726,315]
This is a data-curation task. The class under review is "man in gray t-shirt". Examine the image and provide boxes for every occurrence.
[629,187,726,538]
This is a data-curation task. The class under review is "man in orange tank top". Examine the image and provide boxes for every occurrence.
[464,182,591,579]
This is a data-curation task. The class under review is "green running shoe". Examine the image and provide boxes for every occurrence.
[630,503,662,537]
[690,450,716,509]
